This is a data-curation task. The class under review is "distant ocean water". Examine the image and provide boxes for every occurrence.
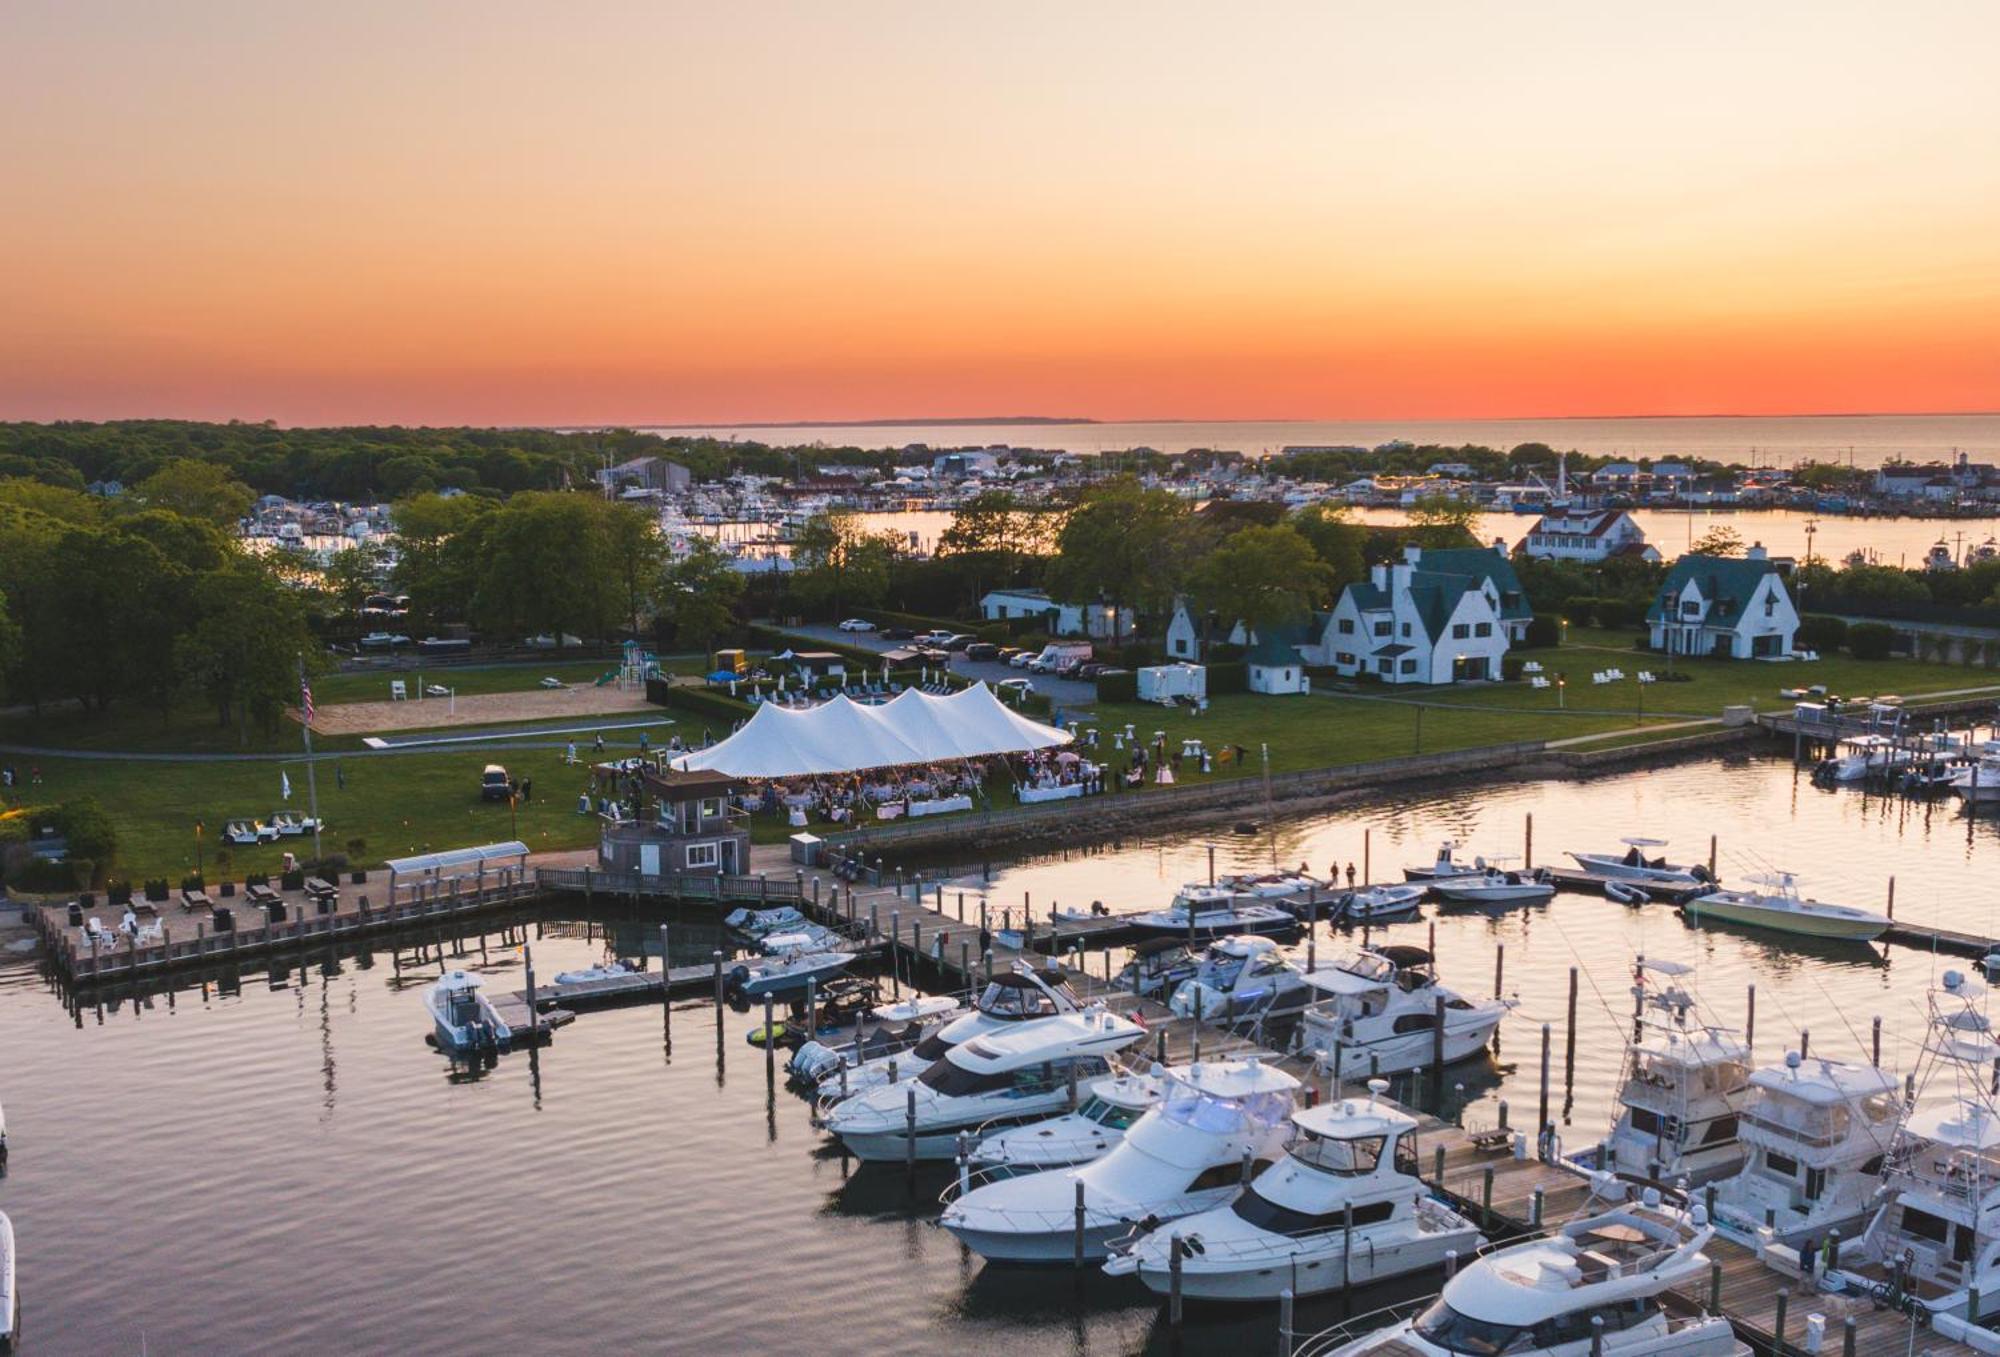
[644,413,2000,468]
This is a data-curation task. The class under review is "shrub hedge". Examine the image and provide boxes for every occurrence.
[1847,622,1896,660]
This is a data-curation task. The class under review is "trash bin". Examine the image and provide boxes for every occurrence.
[263,901,286,925]
[67,902,84,927]
[316,893,336,916]
[212,906,235,932]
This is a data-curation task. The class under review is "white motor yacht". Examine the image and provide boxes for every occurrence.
[1710,1051,1897,1247]
[1430,865,1556,908]
[1127,888,1295,940]
[1569,959,1748,1188]
[757,925,847,956]
[1295,946,1513,1080]
[809,964,1081,1109]
[424,970,512,1056]
[1320,1193,1747,1355]
[1567,838,1711,888]
[943,1058,1299,1262]
[1834,969,2000,1324]
[1103,1078,1482,1300]
[1166,935,1316,1022]
[1113,938,1199,999]
[969,1067,1167,1175]
[1212,870,1324,901]
[824,1008,1146,1162]
[1334,883,1426,922]
[1684,871,1890,943]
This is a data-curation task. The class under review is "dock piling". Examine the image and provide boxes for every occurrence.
[1873,1015,1883,1068]
[1800,1028,1809,1061]
[1842,1316,1856,1357]
[764,993,776,1085]
[905,1086,917,1177]
[1746,984,1756,1054]
[1494,943,1504,1000]
[1564,966,1579,1095]
[1169,1234,1185,1326]
[1773,1292,1788,1350]
[1278,1288,1294,1357]
[1073,1179,1086,1269]
[712,951,724,1015]
[523,946,538,1042]
[1525,812,1533,869]
[1538,1022,1552,1149]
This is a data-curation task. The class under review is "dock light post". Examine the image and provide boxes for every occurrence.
[1556,674,1566,710]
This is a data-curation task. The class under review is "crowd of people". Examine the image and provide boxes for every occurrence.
[746,761,996,826]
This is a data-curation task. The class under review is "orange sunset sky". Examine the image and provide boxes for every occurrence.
[3,2,1998,426]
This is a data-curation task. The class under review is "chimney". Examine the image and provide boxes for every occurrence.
[1370,562,1389,590]
[1403,544,1422,567]
[1390,561,1414,592]
[1492,536,1507,556]
[1746,542,1767,561]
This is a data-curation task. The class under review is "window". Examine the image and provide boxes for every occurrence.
[1373,621,1391,637]
[1699,1114,1739,1147]
[1765,596,1776,616]
[1338,618,1355,635]
[1377,658,1392,674]
[1413,1301,1522,1354]
[1474,622,1492,637]
[1392,1012,1438,1033]
[1400,622,1412,637]
[685,842,720,869]
[1764,1150,1799,1179]
[1452,623,1470,639]
[1628,1106,1663,1137]
[1231,1190,1393,1234]
[1337,652,1355,666]
[699,797,723,818]
[1804,1165,1827,1201]
[917,1061,1016,1097]
[1290,1130,1386,1176]
[1400,659,1418,674]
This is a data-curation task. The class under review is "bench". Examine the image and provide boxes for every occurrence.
[180,887,213,912]
[1468,1126,1514,1153]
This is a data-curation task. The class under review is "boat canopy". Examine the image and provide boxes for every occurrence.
[385,841,530,876]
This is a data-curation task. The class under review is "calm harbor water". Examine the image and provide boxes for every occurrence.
[648,413,2000,467]
[6,751,2000,1354]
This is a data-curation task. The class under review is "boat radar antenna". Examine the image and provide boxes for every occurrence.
[1367,1077,1388,1107]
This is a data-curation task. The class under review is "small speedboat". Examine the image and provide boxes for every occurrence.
[1126,889,1295,940]
[758,925,846,956]
[969,1067,1166,1174]
[552,959,638,985]
[1335,883,1425,921]
[1683,872,1889,942]
[1402,841,1479,881]
[1567,837,1710,887]
[425,970,512,1056]
[1430,866,1555,908]
[1113,938,1200,999]
[1605,880,1649,905]
[726,948,855,1000]
[724,905,811,938]
[0,1209,14,1355]
[1166,935,1317,1021]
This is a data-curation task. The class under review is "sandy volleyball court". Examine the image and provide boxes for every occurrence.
[304,683,657,736]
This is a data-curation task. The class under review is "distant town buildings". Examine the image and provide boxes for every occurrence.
[978,588,1135,639]
[597,456,692,497]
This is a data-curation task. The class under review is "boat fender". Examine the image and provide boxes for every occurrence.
[1690,864,1714,883]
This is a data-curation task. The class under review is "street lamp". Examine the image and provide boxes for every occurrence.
[1556,674,1566,710]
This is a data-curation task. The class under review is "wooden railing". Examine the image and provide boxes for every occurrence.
[533,866,804,905]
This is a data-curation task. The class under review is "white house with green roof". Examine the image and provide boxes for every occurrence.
[1314,543,1528,684]
[1646,544,1798,658]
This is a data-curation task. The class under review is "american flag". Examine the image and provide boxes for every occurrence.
[301,678,314,725]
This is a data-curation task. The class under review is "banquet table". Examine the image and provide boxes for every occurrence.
[1020,783,1084,804]
[908,794,974,818]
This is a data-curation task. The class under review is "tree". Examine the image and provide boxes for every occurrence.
[1188,524,1335,635]
[1289,503,1367,592]
[1406,495,1482,549]
[177,561,320,743]
[603,500,668,635]
[657,538,744,653]
[390,492,494,627]
[1688,525,1745,557]
[1046,478,1198,620]
[130,459,253,525]
[469,493,626,640]
[0,586,18,701]
[937,490,1049,608]
[41,526,176,713]
[791,510,895,618]
[321,543,393,613]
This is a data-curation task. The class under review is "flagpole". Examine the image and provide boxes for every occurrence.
[299,653,323,862]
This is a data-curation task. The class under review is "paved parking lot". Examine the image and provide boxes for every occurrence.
[779,623,1099,709]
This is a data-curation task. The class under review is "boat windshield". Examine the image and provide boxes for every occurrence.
[1288,1127,1386,1176]
[1080,1095,1144,1130]
[978,980,1063,1019]
[1337,953,1396,984]
[1197,954,1248,988]
[1158,1078,1292,1135]
[1411,1300,1522,1355]
[909,1031,955,1061]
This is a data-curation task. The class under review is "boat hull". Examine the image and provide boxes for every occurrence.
[1132,1223,1480,1301]
[944,1217,1142,1264]
[1567,852,1701,886]
[1126,914,1295,940]
[1302,1017,1502,1078]
[1683,896,1887,942]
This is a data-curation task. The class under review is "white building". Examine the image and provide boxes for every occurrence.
[1645,545,1799,659]
[1165,598,1202,660]
[1314,545,1526,685]
[1518,509,1660,564]
[978,589,1135,639]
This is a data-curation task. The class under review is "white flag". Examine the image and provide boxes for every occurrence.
[281,770,293,801]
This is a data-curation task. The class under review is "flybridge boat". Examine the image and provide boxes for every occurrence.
[1570,959,1749,1188]
[969,1067,1166,1175]
[1710,1051,1898,1247]
[1165,935,1316,1022]
[823,1008,1146,1161]
[425,970,512,1056]
[1103,1078,1483,1300]
[1429,865,1556,908]
[1683,871,1890,943]
[943,1058,1300,1262]
[1127,888,1295,941]
[1567,838,1711,888]
[810,965,1082,1108]
[1333,884,1425,922]
[1294,947,1512,1079]
[1402,840,1480,882]
[1833,969,2000,1324]
[1113,938,1200,999]
[1322,1193,1747,1356]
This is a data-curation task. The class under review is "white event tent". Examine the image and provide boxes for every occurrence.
[670,682,1071,779]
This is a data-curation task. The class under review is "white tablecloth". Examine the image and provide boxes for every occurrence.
[1020,783,1084,804]
[909,795,974,818]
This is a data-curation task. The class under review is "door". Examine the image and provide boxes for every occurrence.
[639,843,661,876]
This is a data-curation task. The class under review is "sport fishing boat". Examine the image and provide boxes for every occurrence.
[724,947,855,1000]
[1815,734,1911,784]
[1113,938,1199,999]
[1683,871,1890,943]
[1710,1051,1898,1247]
[756,925,847,956]
[424,970,512,1055]
[943,1059,1299,1262]
[787,994,963,1084]
[1402,840,1481,882]
[1210,869,1324,901]
[808,964,1081,1107]
[1832,969,2000,1326]
[1430,865,1556,908]
[1165,935,1316,1022]
[1949,754,2000,805]
[824,1008,1146,1162]
[1567,838,1711,888]
[1294,946,1512,1079]
[969,1067,1167,1174]
[1334,883,1426,922]
[1127,888,1295,940]
[1102,1078,1482,1300]
[0,1209,13,1356]
[1569,958,1749,1188]
[1318,1192,1747,1355]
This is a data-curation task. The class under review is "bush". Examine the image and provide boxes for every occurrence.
[1207,662,1248,695]
[1592,598,1644,629]
[1096,670,1139,703]
[1848,622,1896,661]
[1523,615,1562,648]
[1798,615,1849,650]
[657,683,755,728]
[280,869,306,891]
[10,856,86,892]
[1501,654,1527,681]
[53,796,116,867]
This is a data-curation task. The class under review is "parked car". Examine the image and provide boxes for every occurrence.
[943,633,978,651]
[1075,662,1106,678]
[525,633,583,648]
[359,631,411,649]
[879,626,914,641]
[1009,651,1037,669]
[964,641,1000,661]
[481,765,512,802]
[914,629,956,646]
[995,646,1024,663]
[996,677,1035,698]
[838,617,877,632]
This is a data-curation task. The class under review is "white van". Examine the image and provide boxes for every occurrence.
[1028,642,1092,673]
